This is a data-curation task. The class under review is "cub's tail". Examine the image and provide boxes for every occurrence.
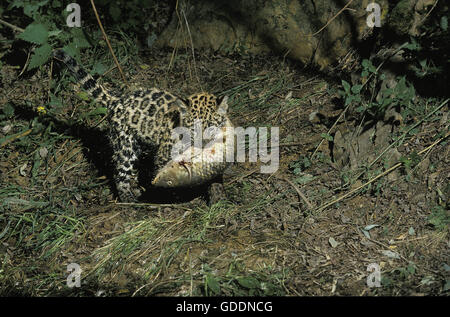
[52,49,115,106]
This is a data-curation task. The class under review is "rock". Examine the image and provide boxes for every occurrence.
[155,0,389,71]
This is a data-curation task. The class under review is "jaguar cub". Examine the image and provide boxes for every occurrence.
[53,50,230,202]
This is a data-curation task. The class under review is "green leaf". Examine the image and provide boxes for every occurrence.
[443,264,450,272]
[71,28,91,48]
[62,42,80,61]
[362,59,370,69]
[400,156,412,169]
[49,94,63,107]
[77,91,91,101]
[9,1,25,9]
[428,206,449,231]
[351,84,362,94]
[24,1,49,18]
[18,23,48,45]
[205,274,220,295]
[381,97,393,108]
[407,128,419,136]
[28,43,52,70]
[321,133,333,141]
[419,59,427,68]
[440,16,448,31]
[405,38,420,51]
[32,150,41,178]
[91,62,108,76]
[344,95,354,106]
[48,29,62,37]
[407,263,416,275]
[2,103,15,117]
[294,174,315,185]
[341,80,351,94]
[87,107,108,116]
[444,279,450,291]
[364,224,379,231]
[52,0,62,8]
[237,277,260,289]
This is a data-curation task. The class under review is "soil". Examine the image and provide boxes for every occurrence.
[0,46,449,296]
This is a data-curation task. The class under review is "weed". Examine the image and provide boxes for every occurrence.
[199,261,286,296]
[289,155,311,175]
[340,59,416,119]
[428,206,449,231]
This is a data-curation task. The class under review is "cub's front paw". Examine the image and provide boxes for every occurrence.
[207,183,226,206]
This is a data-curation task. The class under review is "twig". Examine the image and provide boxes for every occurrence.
[89,0,128,86]
[345,98,449,187]
[420,0,439,24]
[363,236,411,264]
[310,42,417,161]
[110,201,177,208]
[18,49,31,77]
[0,18,25,33]
[167,0,180,71]
[0,129,32,148]
[100,56,130,78]
[316,129,450,213]
[278,141,307,147]
[226,168,259,185]
[181,7,201,89]
[276,175,314,210]
[307,0,355,37]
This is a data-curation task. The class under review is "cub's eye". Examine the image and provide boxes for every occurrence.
[167,180,173,186]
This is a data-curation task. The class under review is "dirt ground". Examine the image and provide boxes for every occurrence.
[0,45,449,296]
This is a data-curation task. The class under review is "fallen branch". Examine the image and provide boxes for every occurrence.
[276,175,314,210]
[0,18,25,33]
[308,0,355,37]
[0,129,32,148]
[89,0,128,86]
[316,128,450,213]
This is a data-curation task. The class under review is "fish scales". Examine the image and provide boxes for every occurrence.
[152,131,231,188]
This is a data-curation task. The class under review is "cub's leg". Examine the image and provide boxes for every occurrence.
[207,175,227,206]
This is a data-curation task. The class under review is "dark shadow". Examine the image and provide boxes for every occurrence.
[211,0,449,99]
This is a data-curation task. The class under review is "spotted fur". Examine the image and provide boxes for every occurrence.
[53,50,230,202]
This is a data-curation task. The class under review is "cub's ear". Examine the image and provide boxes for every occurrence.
[217,95,229,115]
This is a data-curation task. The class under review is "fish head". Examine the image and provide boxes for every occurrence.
[152,160,192,188]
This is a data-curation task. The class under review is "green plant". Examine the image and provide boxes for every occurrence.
[399,151,421,171]
[339,59,416,119]
[199,262,286,296]
[428,206,449,231]
[7,0,91,69]
[3,0,150,71]
[289,155,311,175]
